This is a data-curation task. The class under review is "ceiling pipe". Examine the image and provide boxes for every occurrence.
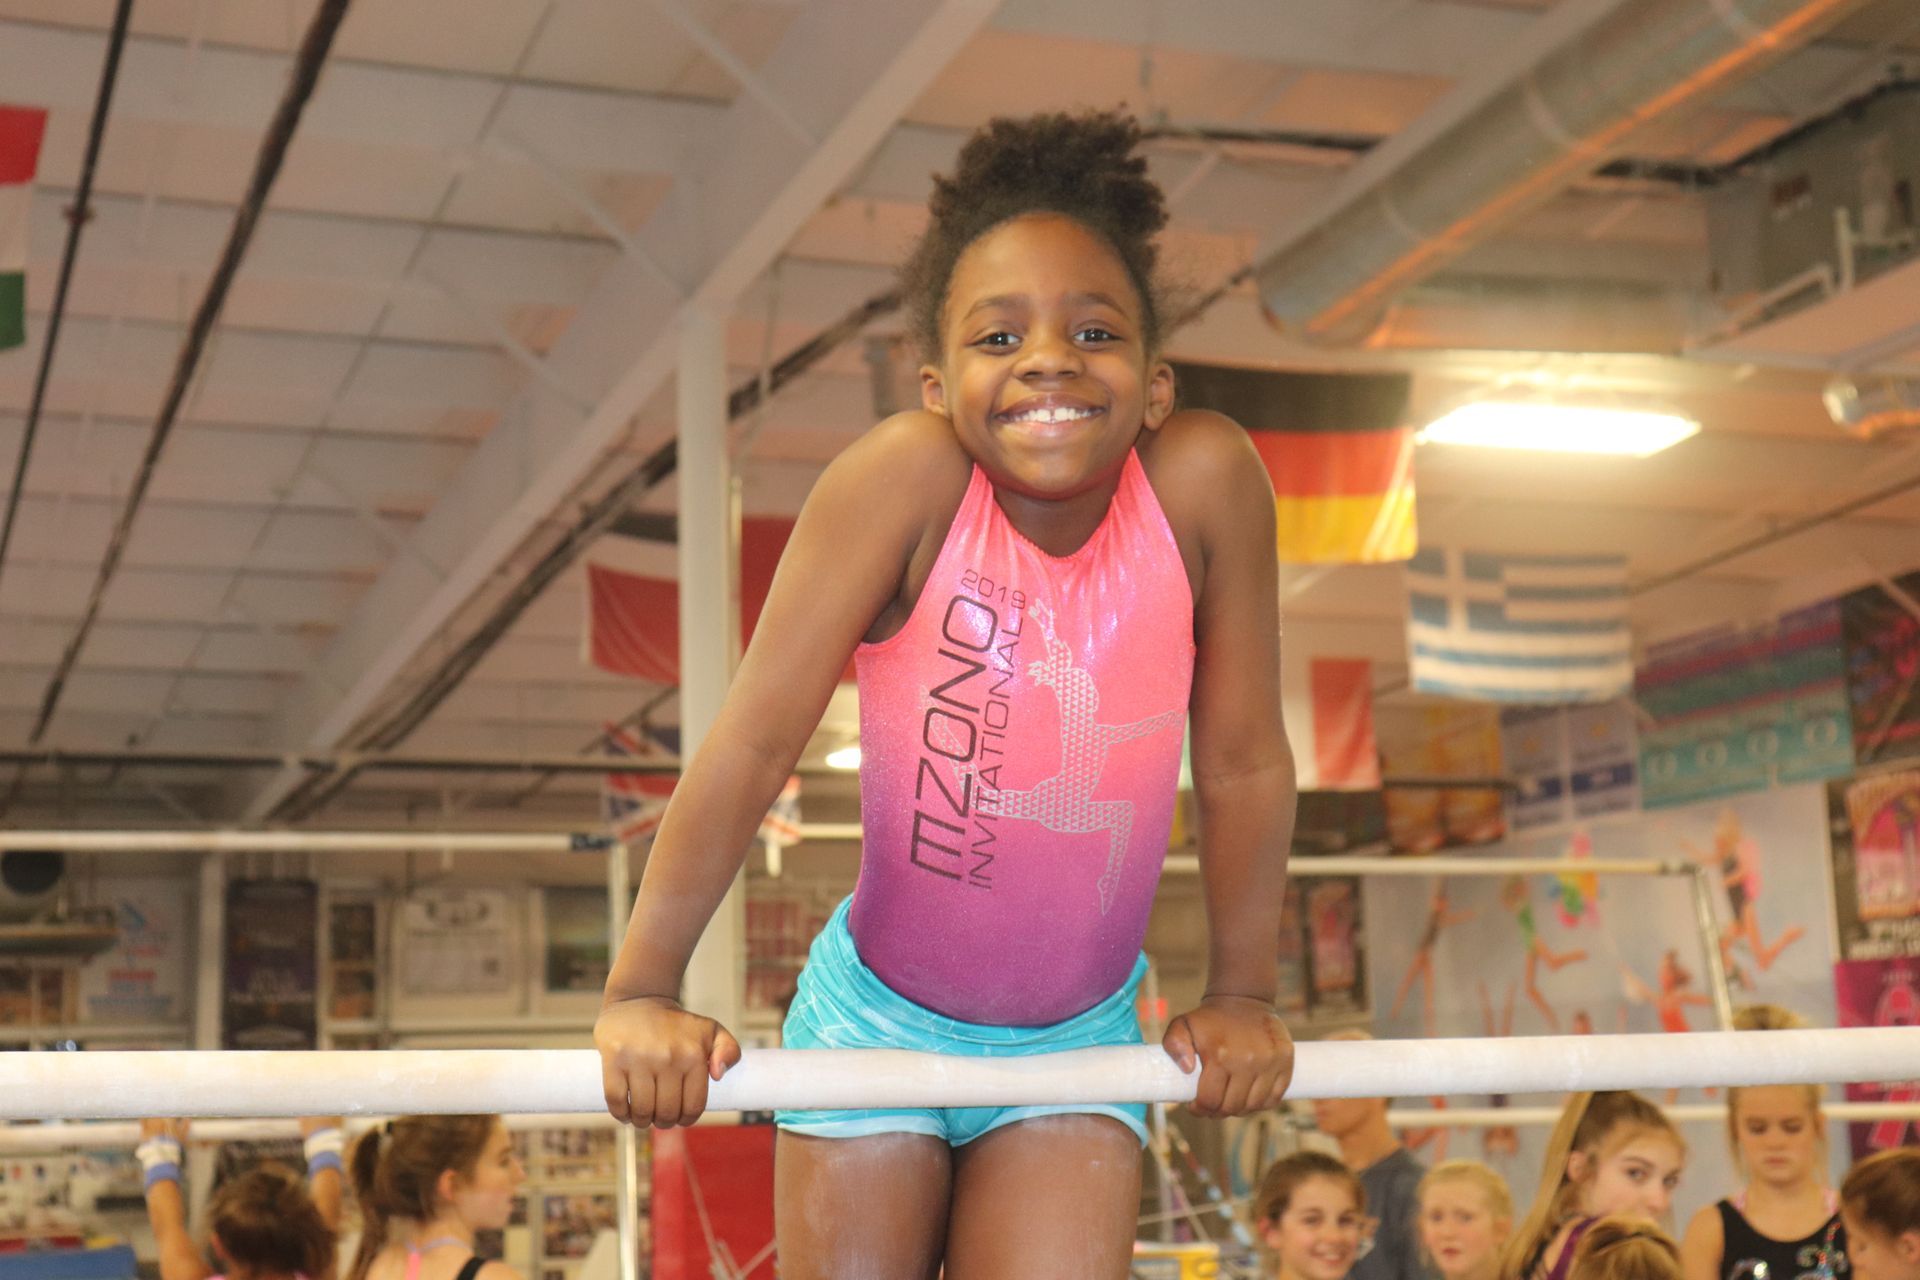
[1253,0,1883,344]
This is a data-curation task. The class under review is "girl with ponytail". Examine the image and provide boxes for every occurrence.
[346,1116,526,1280]
[135,1116,343,1280]
[1500,1093,1687,1280]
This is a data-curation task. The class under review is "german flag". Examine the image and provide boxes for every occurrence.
[1173,364,1416,564]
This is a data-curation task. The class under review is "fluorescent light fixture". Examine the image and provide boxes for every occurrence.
[1419,402,1699,457]
[825,745,862,771]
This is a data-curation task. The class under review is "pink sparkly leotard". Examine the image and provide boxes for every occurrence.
[848,450,1194,1026]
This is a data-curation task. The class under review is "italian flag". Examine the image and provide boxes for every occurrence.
[0,105,48,352]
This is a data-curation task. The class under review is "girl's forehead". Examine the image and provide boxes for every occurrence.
[1607,1133,1682,1166]
[1735,1086,1816,1119]
[946,215,1140,309]
[1424,1181,1490,1209]
[1291,1175,1360,1209]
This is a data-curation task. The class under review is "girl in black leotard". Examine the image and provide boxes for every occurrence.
[1681,1007,1847,1280]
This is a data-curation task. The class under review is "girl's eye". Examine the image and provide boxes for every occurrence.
[975,331,1018,349]
[1076,326,1118,342]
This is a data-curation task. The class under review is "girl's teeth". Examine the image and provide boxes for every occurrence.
[1011,406,1094,423]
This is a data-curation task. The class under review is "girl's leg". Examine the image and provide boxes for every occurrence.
[1524,949,1559,1030]
[944,1113,1141,1279]
[774,1130,952,1280]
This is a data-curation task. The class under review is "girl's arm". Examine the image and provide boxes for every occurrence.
[596,411,967,1127]
[1152,411,1298,1117]
[299,1116,345,1230]
[138,1120,212,1280]
[1680,1203,1725,1280]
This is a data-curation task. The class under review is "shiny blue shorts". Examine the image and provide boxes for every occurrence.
[775,897,1151,1147]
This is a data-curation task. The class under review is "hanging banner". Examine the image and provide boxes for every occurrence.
[543,886,610,995]
[401,886,513,998]
[1828,768,1920,961]
[1834,955,1920,1161]
[224,879,318,1050]
[1500,700,1639,832]
[1303,875,1369,1021]
[1841,571,1920,769]
[77,877,190,1025]
[1638,602,1853,808]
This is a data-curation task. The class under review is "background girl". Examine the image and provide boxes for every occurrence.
[1421,1160,1515,1280]
[1841,1149,1920,1280]
[1571,1218,1686,1280]
[1681,1006,1844,1280]
[136,1116,341,1280]
[1259,1150,1368,1280]
[346,1115,526,1280]
[1501,1091,1687,1280]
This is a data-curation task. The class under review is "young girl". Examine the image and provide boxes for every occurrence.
[347,1115,526,1280]
[1841,1149,1920,1280]
[1258,1151,1368,1280]
[1571,1218,1686,1280]
[136,1117,341,1280]
[1682,1006,1845,1280]
[1420,1160,1514,1280]
[1501,1092,1687,1280]
[594,112,1297,1276]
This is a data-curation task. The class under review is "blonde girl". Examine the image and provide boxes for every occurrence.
[1682,1006,1842,1280]
[1421,1161,1515,1280]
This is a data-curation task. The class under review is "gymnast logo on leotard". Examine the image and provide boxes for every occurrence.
[973,601,1181,914]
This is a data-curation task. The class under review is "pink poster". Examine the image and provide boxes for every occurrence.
[1833,955,1920,1160]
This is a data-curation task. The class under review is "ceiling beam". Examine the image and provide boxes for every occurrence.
[230,0,999,823]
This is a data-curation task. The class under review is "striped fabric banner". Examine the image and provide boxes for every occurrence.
[0,105,48,351]
[1173,363,1416,565]
[1406,547,1632,704]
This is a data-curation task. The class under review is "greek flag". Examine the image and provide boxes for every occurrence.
[1406,547,1632,704]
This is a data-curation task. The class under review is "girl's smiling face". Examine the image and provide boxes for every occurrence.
[921,213,1173,510]
[1265,1174,1366,1280]
[1575,1132,1685,1225]
[1419,1180,1510,1280]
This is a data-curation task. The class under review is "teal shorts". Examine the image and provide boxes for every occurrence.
[775,897,1151,1147]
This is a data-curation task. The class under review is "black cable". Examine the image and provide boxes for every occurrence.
[23,0,354,747]
[0,0,134,590]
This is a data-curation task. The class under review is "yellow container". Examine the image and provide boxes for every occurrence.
[1130,1240,1222,1279]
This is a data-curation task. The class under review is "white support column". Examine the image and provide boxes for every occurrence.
[677,303,745,1034]
[188,853,225,1225]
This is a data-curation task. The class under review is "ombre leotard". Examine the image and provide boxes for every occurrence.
[847,450,1193,1027]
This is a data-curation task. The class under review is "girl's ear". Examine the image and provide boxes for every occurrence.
[436,1167,461,1209]
[920,364,948,416]
[1893,1230,1920,1264]
[1566,1149,1591,1184]
[1141,360,1175,430]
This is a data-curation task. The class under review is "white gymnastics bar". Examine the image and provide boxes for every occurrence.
[4,1028,1919,1121]
[1382,1101,1920,1129]
[0,1112,617,1156]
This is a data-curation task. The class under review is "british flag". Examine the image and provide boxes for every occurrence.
[601,723,677,848]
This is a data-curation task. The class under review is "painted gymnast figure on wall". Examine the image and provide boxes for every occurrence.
[1679,807,1805,979]
[1501,874,1588,1031]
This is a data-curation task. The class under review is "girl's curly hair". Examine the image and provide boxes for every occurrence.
[899,110,1171,360]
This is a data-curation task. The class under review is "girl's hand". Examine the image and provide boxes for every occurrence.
[1162,995,1294,1118]
[139,1118,189,1142]
[595,995,742,1128]
[298,1115,342,1138]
